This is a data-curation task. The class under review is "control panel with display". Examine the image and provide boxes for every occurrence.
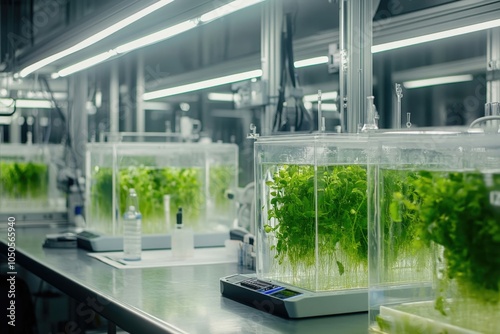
[220,274,367,318]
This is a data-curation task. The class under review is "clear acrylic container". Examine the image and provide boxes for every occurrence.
[0,144,65,212]
[85,141,238,236]
[368,130,500,334]
[254,133,369,292]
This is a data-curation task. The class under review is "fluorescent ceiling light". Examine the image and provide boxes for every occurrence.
[24,91,67,100]
[52,20,197,78]
[320,103,338,112]
[144,69,262,100]
[372,18,500,53]
[0,98,53,109]
[50,0,265,78]
[403,74,473,89]
[144,101,171,110]
[116,20,198,53]
[23,90,68,100]
[19,0,175,77]
[57,50,117,77]
[200,0,265,22]
[303,91,338,102]
[208,93,234,102]
[294,56,328,68]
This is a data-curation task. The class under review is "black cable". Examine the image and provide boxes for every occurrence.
[40,77,68,133]
[273,27,287,132]
[284,13,302,129]
[40,76,85,207]
[285,14,296,88]
[274,4,313,133]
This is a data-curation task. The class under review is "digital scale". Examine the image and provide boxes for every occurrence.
[76,230,228,252]
[220,274,367,318]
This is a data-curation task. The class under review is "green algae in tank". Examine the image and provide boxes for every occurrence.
[208,165,236,213]
[378,168,433,284]
[263,163,368,291]
[374,169,500,334]
[90,166,203,234]
[0,161,49,202]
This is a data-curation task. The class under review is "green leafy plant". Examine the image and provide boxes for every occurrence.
[91,166,203,233]
[209,165,235,209]
[383,169,500,328]
[380,169,423,266]
[411,171,500,305]
[90,167,114,221]
[0,161,48,200]
[265,164,367,288]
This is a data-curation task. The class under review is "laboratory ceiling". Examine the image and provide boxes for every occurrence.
[0,0,497,129]
[1,0,460,74]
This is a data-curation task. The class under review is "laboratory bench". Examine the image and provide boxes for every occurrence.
[0,225,368,334]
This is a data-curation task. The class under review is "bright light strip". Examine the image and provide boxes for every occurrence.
[57,50,117,77]
[294,56,328,68]
[116,20,198,53]
[200,0,264,22]
[19,0,174,77]
[0,98,53,109]
[48,0,265,78]
[403,74,473,89]
[144,69,262,100]
[208,93,234,102]
[50,19,202,78]
[320,103,337,112]
[372,18,500,53]
[303,91,338,102]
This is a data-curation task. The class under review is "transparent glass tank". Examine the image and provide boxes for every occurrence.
[254,134,370,292]
[85,142,238,236]
[368,131,500,334]
[0,144,65,213]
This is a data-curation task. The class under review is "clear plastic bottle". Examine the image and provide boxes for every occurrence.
[171,208,194,260]
[123,188,142,261]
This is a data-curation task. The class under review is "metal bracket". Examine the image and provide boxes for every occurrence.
[247,123,260,139]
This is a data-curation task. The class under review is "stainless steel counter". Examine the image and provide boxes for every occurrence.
[0,226,369,334]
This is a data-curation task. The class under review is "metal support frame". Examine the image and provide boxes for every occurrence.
[339,0,373,133]
[487,27,500,103]
[136,51,145,134]
[9,113,21,143]
[261,0,283,136]
[110,62,119,134]
[68,71,88,172]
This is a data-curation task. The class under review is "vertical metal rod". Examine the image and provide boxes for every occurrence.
[110,62,119,134]
[317,90,323,132]
[342,0,373,133]
[9,113,21,143]
[261,0,282,135]
[136,51,145,138]
[339,0,347,132]
[69,71,88,172]
[487,28,500,103]
[395,83,403,129]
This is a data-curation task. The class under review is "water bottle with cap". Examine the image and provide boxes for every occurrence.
[123,188,142,261]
